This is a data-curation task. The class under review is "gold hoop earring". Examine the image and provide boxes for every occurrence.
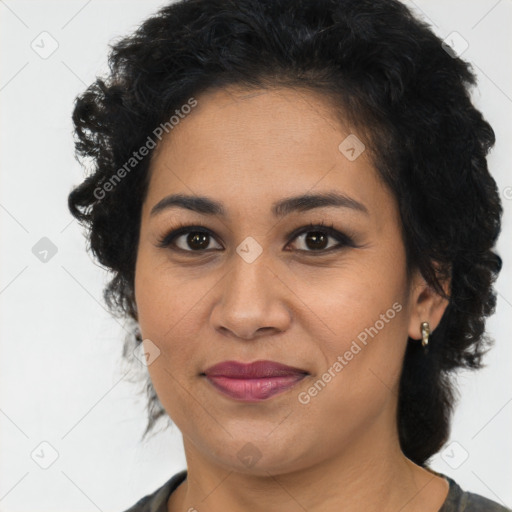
[420,321,430,348]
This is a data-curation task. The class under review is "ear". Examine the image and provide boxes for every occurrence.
[407,266,451,341]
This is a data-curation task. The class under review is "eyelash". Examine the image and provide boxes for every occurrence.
[156,220,357,256]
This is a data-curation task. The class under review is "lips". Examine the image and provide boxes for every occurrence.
[203,360,308,379]
[202,360,308,401]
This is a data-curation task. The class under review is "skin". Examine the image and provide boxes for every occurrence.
[134,86,451,512]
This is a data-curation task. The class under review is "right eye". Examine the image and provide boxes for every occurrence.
[156,225,223,252]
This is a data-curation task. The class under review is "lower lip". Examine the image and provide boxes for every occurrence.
[204,374,307,401]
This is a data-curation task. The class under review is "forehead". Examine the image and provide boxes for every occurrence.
[144,85,393,223]
[152,84,350,152]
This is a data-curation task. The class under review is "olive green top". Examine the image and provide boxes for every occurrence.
[122,469,511,512]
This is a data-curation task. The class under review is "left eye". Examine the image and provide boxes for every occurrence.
[157,223,355,254]
[285,223,355,253]
[289,228,344,252]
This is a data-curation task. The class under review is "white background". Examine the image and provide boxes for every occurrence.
[0,1,511,510]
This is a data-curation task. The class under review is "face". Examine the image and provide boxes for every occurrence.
[134,86,444,476]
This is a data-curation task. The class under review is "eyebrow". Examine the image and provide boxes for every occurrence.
[150,191,369,218]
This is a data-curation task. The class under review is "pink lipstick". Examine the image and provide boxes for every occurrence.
[202,360,308,401]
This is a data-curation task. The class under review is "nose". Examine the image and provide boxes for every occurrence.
[210,253,292,341]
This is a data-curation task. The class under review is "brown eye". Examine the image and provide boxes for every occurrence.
[182,232,213,250]
[157,226,222,252]
[290,230,339,252]
[157,222,356,255]
[286,223,356,254]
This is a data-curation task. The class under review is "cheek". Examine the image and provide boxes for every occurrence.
[134,258,202,425]
[337,285,409,389]
[134,250,196,339]
[285,251,409,348]
[296,306,408,442]
[134,252,211,382]
[134,266,167,339]
[290,257,410,413]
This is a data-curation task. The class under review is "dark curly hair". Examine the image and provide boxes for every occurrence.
[68,0,502,466]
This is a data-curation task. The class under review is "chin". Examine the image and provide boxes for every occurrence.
[201,431,320,477]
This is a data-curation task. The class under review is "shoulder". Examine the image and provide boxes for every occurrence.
[440,473,511,512]
[459,490,512,512]
[120,469,187,512]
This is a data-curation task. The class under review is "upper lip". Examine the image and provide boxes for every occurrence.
[202,360,309,379]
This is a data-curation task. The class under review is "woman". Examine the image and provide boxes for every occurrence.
[67,0,509,510]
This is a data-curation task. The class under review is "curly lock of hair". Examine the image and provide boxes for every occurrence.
[68,0,503,465]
